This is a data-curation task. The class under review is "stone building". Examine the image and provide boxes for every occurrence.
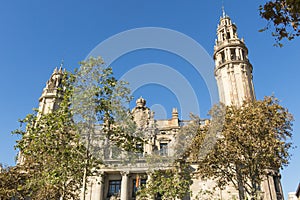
[288,184,300,200]
[35,13,284,200]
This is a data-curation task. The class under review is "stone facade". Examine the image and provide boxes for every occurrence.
[288,192,298,200]
[35,14,284,200]
[288,183,300,200]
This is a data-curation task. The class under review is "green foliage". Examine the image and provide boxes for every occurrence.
[72,57,141,155]
[0,164,30,199]
[10,70,97,200]
[193,96,293,199]
[135,115,202,200]
[136,111,225,200]
[259,0,300,46]
[0,57,136,200]
[137,162,193,200]
[194,188,223,200]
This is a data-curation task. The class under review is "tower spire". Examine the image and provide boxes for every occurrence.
[60,58,64,69]
[222,6,225,18]
[214,15,255,106]
[221,0,226,18]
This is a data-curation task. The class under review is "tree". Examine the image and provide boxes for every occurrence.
[259,0,300,46]
[0,164,30,199]
[72,57,139,199]
[135,114,206,200]
[192,96,293,200]
[136,113,224,200]
[4,57,135,200]
[12,70,97,200]
[137,162,193,200]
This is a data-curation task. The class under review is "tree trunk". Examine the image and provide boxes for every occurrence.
[236,164,245,200]
[82,129,91,200]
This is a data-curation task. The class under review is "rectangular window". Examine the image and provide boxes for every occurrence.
[136,143,143,158]
[107,180,121,197]
[159,143,168,156]
[132,178,147,197]
[111,146,121,159]
[230,49,236,60]
[221,52,225,63]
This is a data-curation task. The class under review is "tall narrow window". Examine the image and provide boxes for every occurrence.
[230,49,236,60]
[111,146,121,159]
[159,143,168,156]
[107,180,121,197]
[226,31,230,39]
[221,51,225,63]
[136,143,143,158]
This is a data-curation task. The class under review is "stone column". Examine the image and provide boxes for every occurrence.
[239,48,244,60]
[94,172,105,200]
[147,172,155,200]
[120,171,129,200]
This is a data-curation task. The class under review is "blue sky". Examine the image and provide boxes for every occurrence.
[0,0,299,197]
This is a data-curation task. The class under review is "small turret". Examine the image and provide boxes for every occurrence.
[172,108,178,120]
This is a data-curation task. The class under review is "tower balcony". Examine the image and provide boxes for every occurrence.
[39,88,63,101]
[214,59,252,73]
[214,38,246,52]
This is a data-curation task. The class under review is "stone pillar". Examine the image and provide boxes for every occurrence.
[100,173,105,200]
[94,172,105,200]
[120,171,129,200]
[147,173,155,200]
[268,175,276,199]
[240,48,245,60]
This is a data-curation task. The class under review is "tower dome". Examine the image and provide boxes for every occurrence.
[136,96,146,108]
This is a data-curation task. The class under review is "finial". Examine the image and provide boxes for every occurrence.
[59,58,64,71]
[172,108,178,113]
[222,0,226,18]
[136,96,146,107]
[53,67,58,73]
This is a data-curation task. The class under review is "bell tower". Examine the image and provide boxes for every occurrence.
[18,66,65,165]
[214,12,255,106]
[38,67,64,115]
